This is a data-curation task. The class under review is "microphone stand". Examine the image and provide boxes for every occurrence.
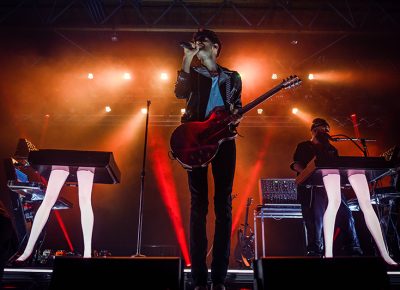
[330,134,375,157]
[133,100,151,257]
[360,138,368,157]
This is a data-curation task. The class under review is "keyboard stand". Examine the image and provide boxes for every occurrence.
[253,204,306,258]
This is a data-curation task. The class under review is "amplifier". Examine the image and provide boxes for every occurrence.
[259,178,297,204]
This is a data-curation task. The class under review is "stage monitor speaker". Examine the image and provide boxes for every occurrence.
[49,256,183,290]
[256,218,306,257]
[254,256,390,290]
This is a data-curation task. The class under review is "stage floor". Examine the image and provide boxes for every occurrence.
[2,261,400,289]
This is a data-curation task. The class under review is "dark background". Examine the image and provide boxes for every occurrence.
[0,0,399,268]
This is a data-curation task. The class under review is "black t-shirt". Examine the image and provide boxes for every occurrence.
[291,140,339,203]
[292,140,338,171]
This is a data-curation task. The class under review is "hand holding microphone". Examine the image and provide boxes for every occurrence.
[179,41,204,54]
[179,41,195,50]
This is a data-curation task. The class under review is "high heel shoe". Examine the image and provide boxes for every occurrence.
[386,262,400,271]
[6,253,34,268]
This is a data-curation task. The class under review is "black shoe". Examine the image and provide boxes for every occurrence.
[344,247,364,257]
[211,283,226,290]
[306,250,323,257]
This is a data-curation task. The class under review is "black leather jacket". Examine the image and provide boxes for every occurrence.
[174,65,242,123]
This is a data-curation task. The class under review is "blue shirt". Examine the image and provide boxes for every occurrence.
[205,76,224,118]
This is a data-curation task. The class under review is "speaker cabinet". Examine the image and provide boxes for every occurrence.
[49,256,183,290]
[255,218,306,257]
[254,256,390,290]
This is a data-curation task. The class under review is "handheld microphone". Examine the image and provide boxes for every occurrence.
[179,41,195,50]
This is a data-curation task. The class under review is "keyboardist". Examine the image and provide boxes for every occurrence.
[290,118,363,257]
[291,118,397,266]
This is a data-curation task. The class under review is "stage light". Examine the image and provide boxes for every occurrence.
[160,72,169,80]
[271,73,278,80]
[308,73,314,80]
[105,106,111,113]
[87,73,94,79]
[141,108,147,114]
[111,32,118,42]
[180,108,186,114]
[123,72,131,80]
[257,108,263,115]
[45,114,50,118]
[292,108,299,114]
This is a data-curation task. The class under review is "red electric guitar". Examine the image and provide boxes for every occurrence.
[169,75,302,170]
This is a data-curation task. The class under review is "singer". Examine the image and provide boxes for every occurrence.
[174,28,242,290]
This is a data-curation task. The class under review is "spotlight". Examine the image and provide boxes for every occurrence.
[271,73,278,80]
[123,73,131,80]
[111,32,118,42]
[257,108,263,115]
[180,108,186,114]
[308,73,314,80]
[141,108,147,114]
[292,108,299,114]
[87,73,94,79]
[105,106,111,113]
[160,72,168,80]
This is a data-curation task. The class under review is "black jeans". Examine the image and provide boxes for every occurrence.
[188,140,236,286]
[299,187,361,255]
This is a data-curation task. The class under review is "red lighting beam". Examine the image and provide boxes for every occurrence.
[350,113,360,139]
[149,128,191,266]
[231,132,271,236]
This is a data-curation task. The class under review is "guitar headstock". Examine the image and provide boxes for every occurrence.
[281,75,302,89]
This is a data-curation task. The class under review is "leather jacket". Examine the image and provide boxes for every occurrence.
[174,65,242,123]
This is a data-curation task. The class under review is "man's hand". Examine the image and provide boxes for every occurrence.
[182,42,199,73]
[231,108,243,125]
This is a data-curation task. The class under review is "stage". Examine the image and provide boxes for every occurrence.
[2,257,400,290]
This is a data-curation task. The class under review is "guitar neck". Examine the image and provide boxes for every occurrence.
[243,204,250,235]
[239,84,283,115]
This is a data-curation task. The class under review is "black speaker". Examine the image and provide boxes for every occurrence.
[254,256,390,290]
[255,218,306,256]
[49,256,184,290]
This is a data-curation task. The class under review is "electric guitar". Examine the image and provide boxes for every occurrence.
[169,75,302,170]
[234,197,255,268]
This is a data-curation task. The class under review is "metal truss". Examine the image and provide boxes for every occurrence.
[0,0,399,34]
[12,112,386,128]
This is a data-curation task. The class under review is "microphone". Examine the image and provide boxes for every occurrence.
[179,41,195,50]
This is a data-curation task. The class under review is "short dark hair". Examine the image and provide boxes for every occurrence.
[192,29,222,57]
[311,118,330,131]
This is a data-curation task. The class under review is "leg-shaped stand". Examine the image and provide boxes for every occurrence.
[17,169,69,261]
[322,174,342,258]
[77,168,95,258]
[349,173,397,265]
